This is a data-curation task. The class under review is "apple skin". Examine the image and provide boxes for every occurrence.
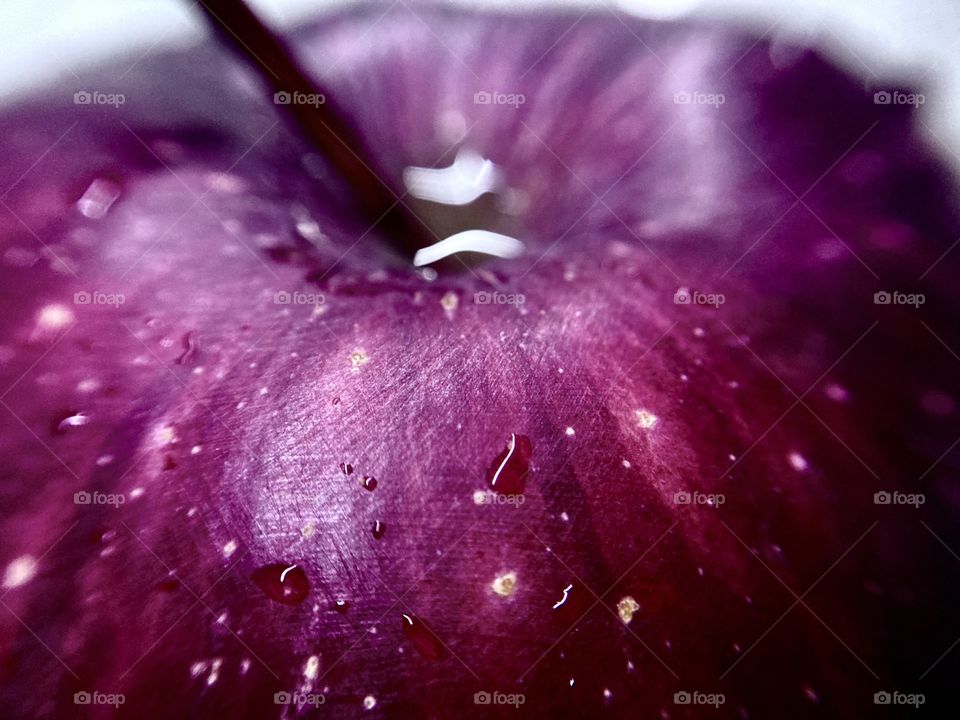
[1,3,960,718]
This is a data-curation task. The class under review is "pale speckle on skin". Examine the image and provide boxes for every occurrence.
[617,595,640,624]
[189,661,208,679]
[350,350,369,370]
[622,459,632,468]
[223,540,237,558]
[301,523,317,540]
[207,658,222,685]
[569,678,576,687]
[440,291,459,316]
[155,424,178,446]
[635,409,659,429]
[3,555,37,589]
[565,426,576,437]
[304,655,320,681]
[788,452,809,472]
[603,688,613,700]
[259,387,269,396]
[825,383,849,402]
[491,571,517,598]
[363,695,377,709]
[77,379,99,393]
[191,445,202,455]
[129,487,144,499]
[693,327,706,338]
[240,658,251,675]
[95,454,114,466]
[560,512,570,522]
[472,490,487,505]
[37,304,74,331]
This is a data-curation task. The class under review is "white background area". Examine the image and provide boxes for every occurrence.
[1,0,959,150]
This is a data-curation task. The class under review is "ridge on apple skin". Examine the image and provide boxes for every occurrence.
[1,3,960,718]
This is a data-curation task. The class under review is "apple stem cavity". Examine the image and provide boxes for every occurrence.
[191,0,435,255]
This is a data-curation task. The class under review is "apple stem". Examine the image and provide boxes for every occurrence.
[192,0,433,255]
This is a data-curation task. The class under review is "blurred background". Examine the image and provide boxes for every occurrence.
[2,0,958,150]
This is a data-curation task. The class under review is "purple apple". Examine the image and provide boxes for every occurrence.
[1,3,959,718]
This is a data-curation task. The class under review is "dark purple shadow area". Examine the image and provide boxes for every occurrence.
[0,2,959,718]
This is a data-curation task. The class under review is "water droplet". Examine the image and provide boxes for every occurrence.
[486,433,532,496]
[176,332,200,365]
[76,178,121,219]
[360,476,378,492]
[3,556,37,589]
[401,613,445,660]
[787,452,809,472]
[156,577,180,593]
[363,695,377,710]
[333,599,349,614]
[372,521,386,540]
[54,410,89,434]
[250,563,309,606]
[339,462,353,476]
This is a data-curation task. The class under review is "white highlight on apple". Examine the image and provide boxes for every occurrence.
[413,230,525,267]
[403,149,503,205]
